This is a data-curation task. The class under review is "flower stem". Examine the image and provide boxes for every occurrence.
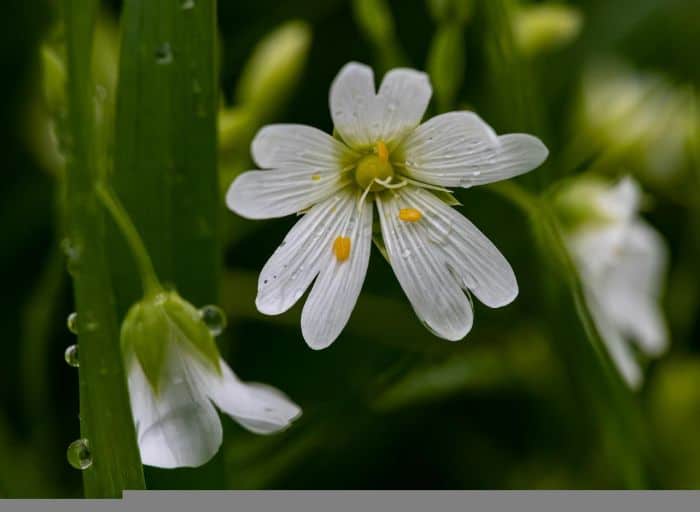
[96,184,162,297]
[60,0,145,496]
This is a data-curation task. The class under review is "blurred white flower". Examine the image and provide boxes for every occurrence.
[122,290,301,468]
[226,62,548,348]
[561,177,669,388]
[577,61,695,185]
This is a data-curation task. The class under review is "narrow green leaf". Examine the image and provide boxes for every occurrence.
[111,0,223,487]
[60,0,145,497]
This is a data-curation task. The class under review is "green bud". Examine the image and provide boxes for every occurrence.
[426,23,465,113]
[218,107,256,154]
[426,0,472,24]
[235,20,312,121]
[551,176,616,231]
[121,290,221,394]
[353,0,395,47]
[40,45,66,114]
[513,3,583,56]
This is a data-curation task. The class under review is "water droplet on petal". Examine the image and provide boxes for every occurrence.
[67,312,79,334]
[401,248,412,259]
[155,42,173,65]
[67,439,92,470]
[64,344,79,367]
[199,305,227,336]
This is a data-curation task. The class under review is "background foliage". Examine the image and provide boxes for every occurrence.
[1,0,699,495]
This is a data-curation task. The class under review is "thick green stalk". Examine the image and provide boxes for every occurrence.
[491,181,650,487]
[111,0,223,488]
[60,0,145,497]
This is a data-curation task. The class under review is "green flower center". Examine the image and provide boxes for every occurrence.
[354,141,395,191]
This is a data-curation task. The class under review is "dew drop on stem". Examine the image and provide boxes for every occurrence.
[66,439,92,470]
[64,344,79,368]
[67,312,78,334]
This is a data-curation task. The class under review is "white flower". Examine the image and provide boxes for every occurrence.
[226,62,548,348]
[122,291,301,468]
[564,177,669,388]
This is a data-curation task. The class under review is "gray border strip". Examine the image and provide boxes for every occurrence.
[0,491,699,511]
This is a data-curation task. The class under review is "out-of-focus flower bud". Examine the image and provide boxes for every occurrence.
[41,45,66,114]
[121,290,221,394]
[577,61,695,185]
[427,22,465,112]
[426,0,472,24]
[235,20,312,122]
[513,3,583,56]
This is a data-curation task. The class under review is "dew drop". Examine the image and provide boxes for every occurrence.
[155,42,173,65]
[198,305,227,336]
[67,439,92,470]
[67,312,79,334]
[61,238,82,276]
[64,344,79,368]
[458,177,474,188]
[401,248,412,259]
[181,0,195,9]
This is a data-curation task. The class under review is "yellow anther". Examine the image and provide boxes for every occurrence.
[398,208,422,222]
[376,140,389,162]
[332,236,351,262]
[311,173,321,181]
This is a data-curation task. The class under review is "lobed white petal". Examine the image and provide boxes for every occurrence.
[330,62,431,150]
[203,360,301,435]
[398,112,548,188]
[301,191,373,349]
[255,190,357,315]
[126,350,222,469]
[251,124,357,170]
[226,168,350,220]
[226,124,355,219]
[402,187,518,308]
[376,189,473,341]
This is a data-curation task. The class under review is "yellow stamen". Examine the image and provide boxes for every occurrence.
[376,140,389,162]
[311,173,321,181]
[398,208,422,222]
[332,236,351,262]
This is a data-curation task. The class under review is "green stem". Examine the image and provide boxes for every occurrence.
[61,0,145,497]
[492,180,649,487]
[96,184,161,297]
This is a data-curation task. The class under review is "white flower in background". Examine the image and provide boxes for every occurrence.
[578,61,695,185]
[121,290,301,468]
[559,176,669,388]
[226,62,548,348]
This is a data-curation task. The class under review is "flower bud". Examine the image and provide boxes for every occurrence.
[513,3,582,56]
[121,290,221,394]
[427,22,465,112]
[40,45,66,114]
[235,20,312,121]
[426,0,472,24]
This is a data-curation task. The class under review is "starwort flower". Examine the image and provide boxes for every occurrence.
[97,185,301,469]
[226,62,548,349]
[556,176,669,388]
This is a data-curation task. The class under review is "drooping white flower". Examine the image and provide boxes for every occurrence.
[226,62,548,349]
[122,290,301,468]
[561,176,669,388]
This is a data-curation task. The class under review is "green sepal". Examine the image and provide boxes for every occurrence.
[120,290,221,395]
